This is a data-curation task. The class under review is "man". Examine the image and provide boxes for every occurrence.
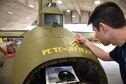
[75,2,126,84]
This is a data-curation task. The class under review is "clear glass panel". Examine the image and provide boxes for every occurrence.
[44,14,63,26]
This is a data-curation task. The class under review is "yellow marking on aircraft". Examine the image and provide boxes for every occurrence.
[42,47,91,56]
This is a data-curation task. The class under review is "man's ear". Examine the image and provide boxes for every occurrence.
[99,23,108,33]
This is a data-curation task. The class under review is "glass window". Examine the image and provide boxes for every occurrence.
[44,14,63,26]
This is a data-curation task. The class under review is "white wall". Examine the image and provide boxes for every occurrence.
[63,24,93,32]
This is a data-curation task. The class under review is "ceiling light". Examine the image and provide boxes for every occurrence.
[67,10,71,12]
[57,0,63,4]
[25,17,30,19]
[29,5,35,8]
[7,11,14,14]
[72,15,75,18]
[95,0,101,4]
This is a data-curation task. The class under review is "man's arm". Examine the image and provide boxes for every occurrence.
[75,33,113,61]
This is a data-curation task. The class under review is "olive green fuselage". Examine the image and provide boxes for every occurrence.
[13,27,107,84]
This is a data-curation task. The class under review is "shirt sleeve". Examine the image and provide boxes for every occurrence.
[109,47,120,63]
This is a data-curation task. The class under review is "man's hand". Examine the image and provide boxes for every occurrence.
[74,33,88,45]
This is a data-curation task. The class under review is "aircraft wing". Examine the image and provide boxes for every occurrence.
[0,30,28,38]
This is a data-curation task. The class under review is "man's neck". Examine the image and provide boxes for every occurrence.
[110,26,126,47]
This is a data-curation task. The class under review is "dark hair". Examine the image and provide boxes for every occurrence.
[88,2,126,30]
